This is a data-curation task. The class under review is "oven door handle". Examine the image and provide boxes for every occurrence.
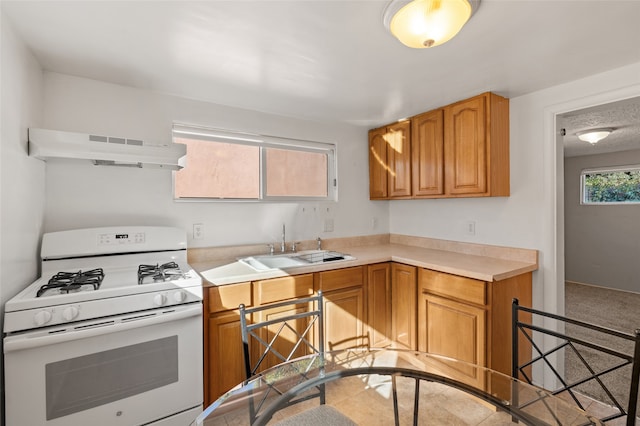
[4,303,202,352]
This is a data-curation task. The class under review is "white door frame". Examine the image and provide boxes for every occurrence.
[546,84,640,313]
[542,84,640,389]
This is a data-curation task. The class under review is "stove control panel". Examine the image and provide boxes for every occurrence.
[97,232,145,246]
[5,284,203,334]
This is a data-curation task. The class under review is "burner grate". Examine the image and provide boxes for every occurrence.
[138,262,184,285]
[37,268,105,297]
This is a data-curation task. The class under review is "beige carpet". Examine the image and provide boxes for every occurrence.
[564,281,640,412]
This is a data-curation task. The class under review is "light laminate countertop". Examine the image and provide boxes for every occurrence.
[190,236,538,286]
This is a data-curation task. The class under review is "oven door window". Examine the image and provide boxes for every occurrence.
[45,336,178,420]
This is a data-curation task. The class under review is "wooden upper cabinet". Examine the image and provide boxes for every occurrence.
[368,91,509,200]
[368,121,411,199]
[387,121,412,198]
[369,127,388,199]
[444,92,509,197]
[411,109,444,197]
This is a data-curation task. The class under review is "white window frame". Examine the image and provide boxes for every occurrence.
[580,164,640,205]
[172,124,337,202]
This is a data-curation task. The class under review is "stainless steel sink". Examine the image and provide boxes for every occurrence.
[239,250,355,271]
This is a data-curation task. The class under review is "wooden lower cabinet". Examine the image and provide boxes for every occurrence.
[418,293,486,387]
[367,263,392,347]
[204,282,252,406]
[251,274,314,372]
[206,311,246,406]
[323,287,366,350]
[203,263,532,405]
[203,275,313,405]
[417,268,532,387]
[252,299,312,372]
[391,263,417,349]
[316,266,367,350]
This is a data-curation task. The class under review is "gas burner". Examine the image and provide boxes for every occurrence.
[37,268,105,297]
[138,262,185,285]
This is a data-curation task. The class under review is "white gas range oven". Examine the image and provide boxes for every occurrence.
[3,226,203,426]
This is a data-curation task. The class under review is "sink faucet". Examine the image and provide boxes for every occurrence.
[281,223,286,253]
[316,237,322,250]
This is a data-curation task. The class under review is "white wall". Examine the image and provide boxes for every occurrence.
[41,63,640,316]
[564,149,640,293]
[390,62,640,317]
[0,12,46,420]
[41,73,389,247]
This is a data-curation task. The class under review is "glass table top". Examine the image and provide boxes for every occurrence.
[195,349,603,426]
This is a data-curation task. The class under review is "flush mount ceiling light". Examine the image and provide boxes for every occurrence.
[576,128,613,144]
[383,0,481,49]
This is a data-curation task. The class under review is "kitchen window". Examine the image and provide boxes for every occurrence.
[580,165,640,204]
[172,124,337,201]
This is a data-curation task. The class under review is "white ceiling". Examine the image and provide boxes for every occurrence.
[3,0,640,153]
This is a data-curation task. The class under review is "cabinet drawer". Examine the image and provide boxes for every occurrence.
[208,282,252,313]
[316,266,364,292]
[254,274,314,305]
[419,269,487,305]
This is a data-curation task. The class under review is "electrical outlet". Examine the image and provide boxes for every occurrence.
[371,217,378,229]
[324,218,334,232]
[465,221,476,236]
[193,223,204,240]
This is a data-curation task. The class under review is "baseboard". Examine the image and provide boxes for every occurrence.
[566,280,640,296]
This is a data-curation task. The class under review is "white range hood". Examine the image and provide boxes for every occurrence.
[28,128,186,170]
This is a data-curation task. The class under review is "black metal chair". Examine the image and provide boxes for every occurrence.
[239,291,326,424]
[512,298,640,425]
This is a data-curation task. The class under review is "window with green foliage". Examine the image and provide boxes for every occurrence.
[581,166,640,204]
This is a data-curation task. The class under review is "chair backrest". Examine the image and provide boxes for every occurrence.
[239,291,325,379]
[239,291,326,424]
[512,298,640,425]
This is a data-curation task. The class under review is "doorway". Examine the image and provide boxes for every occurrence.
[560,97,640,295]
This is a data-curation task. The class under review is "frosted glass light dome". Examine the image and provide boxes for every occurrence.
[384,0,478,48]
[576,128,613,144]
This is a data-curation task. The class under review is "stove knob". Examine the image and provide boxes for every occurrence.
[34,310,52,326]
[154,294,167,306]
[173,291,187,303]
[62,306,80,321]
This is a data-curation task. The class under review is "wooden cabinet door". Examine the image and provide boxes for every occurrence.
[412,109,444,197]
[418,292,486,387]
[444,94,488,195]
[387,121,412,198]
[252,299,312,373]
[369,127,388,199]
[323,287,366,351]
[391,263,416,349]
[367,263,391,348]
[207,311,245,405]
